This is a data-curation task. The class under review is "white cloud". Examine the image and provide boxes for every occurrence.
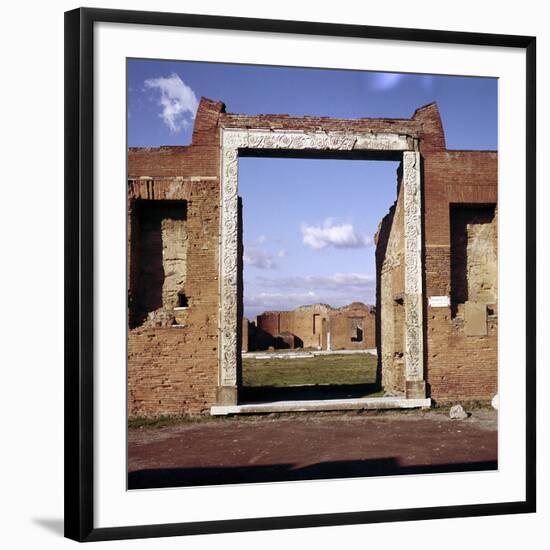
[301,220,372,249]
[244,272,376,318]
[277,249,287,258]
[144,73,199,133]
[243,247,276,269]
[255,272,375,293]
[245,290,317,310]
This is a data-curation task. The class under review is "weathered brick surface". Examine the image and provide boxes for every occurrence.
[253,303,375,351]
[376,178,406,394]
[422,151,498,403]
[219,102,445,152]
[329,303,376,350]
[376,149,498,402]
[128,97,497,417]
[426,309,498,403]
[255,304,332,350]
[127,178,220,416]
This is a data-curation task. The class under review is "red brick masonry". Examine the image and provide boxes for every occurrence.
[128,99,497,416]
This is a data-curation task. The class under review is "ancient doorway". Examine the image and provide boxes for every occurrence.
[238,156,388,404]
[215,128,426,409]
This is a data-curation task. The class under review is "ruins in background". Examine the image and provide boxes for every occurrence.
[243,303,376,352]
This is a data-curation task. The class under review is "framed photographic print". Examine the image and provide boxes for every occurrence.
[64,7,536,542]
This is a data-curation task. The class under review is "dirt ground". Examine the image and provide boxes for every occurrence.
[128,408,497,490]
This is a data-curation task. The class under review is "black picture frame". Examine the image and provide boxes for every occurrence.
[64,7,537,542]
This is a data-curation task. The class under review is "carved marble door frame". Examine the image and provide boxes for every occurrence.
[218,128,425,404]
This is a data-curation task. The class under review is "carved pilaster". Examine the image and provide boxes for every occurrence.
[403,151,425,395]
[219,144,239,387]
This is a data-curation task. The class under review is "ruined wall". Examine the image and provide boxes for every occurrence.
[127,179,220,416]
[375,148,498,402]
[255,303,375,351]
[451,205,498,307]
[127,99,224,417]
[128,97,497,416]
[418,151,497,403]
[329,303,376,350]
[292,305,332,348]
[376,178,406,395]
[255,304,332,350]
[129,200,188,328]
[219,102,446,152]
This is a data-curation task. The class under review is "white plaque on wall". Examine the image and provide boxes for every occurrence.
[429,295,450,308]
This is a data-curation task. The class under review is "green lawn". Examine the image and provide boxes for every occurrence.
[242,352,378,387]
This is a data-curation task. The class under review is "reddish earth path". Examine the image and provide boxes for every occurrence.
[128,409,497,489]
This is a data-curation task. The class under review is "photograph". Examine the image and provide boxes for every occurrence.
[0,0,541,547]
[126,58,499,490]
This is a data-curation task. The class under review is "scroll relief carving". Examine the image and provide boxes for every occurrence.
[403,152,422,295]
[219,130,423,389]
[222,129,358,151]
[219,145,239,385]
[403,151,424,383]
[404,294,422,380]
[355,133,413,151]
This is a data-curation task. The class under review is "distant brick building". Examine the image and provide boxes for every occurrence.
[127,98,497,417]
[330,303,377,351]
[247,302,376,352]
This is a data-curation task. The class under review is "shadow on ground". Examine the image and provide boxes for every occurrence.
[240,383,381,403]
[32,518,64,536]
[128,458,497,490]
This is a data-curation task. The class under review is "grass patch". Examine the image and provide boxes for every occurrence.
[242,352,377,387]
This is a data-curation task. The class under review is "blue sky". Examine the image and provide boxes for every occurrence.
[128,59,497,320]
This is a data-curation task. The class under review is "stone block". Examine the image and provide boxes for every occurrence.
[216,386,239,406]
[449,404,468,420]
[406,380,426,399]
[465,302,487,336]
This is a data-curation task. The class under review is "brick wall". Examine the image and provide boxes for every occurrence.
[422,151,498,403]
[329,303,376,350]
[254,303,375,351]
[374,146,498,402]
[255,304,332,349]
[127,178,220,416]
[128,97,497,416]
[219,101,445,151]
[127,99,224,417]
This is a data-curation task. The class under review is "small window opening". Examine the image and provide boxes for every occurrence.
[351,319,363,342]
[350,318,363,342]
[177,292,189,308]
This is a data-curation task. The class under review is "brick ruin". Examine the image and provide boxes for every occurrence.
[374,163,497,400]
[244,302,376,352]
[127,98,497,417]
